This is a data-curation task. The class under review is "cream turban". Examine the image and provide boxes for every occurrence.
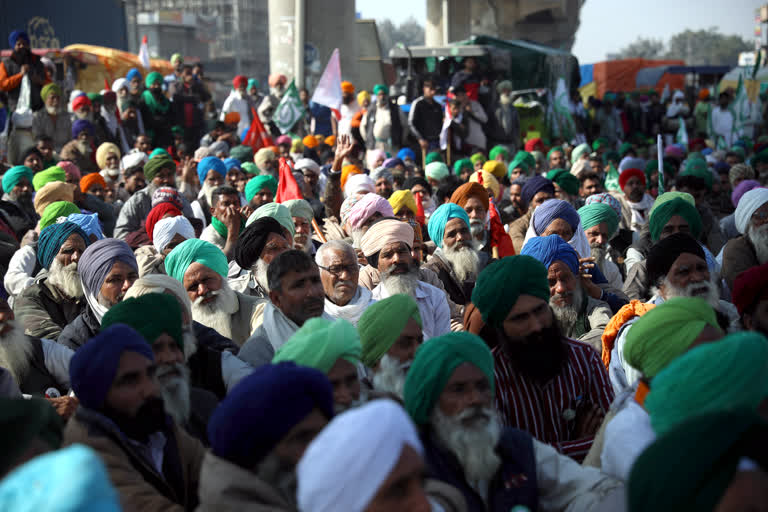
[360,218,414,257]
[344,174,375,198]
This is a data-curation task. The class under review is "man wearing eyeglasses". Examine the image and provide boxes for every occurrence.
[316,240,376,326]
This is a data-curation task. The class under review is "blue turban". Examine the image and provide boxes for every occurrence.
[397,148,416,161]
[8,31,29,48]
[71,120,94,139]
[69,324,154,410]
[208,362,334,469]
[521,234,580,275]
[520,176,555,210]
[197,156,227,185]
[2,165,33,194]
[67,212,104,240]
[165,238,229,282]
[78,238,137,296]
[383,157,403,169]
[126,68,142,82]
[223,157,242,171]
[531,199,580,235]
[37,221,90,270]
[427,203,470,248]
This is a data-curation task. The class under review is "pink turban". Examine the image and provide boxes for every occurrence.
[347,193,394,231]
[57,160,81,182]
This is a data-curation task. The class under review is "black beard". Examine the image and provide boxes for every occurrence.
[103,396,167,443]
[498,322,568,383]
[11,48,30,64]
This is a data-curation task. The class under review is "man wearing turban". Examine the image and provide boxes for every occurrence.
[362,83,404,157]
[578,202,623,290]
[471,256,614,461]
[1,165,36,226]
[509,176,555,253]
[220,75,251,135]
[548,146,566,170]
[283,198,316,254]
[166,239,263,346]
[244,174,278,210]
[315,240,375,327]
[191,156,227,228]
[547,168,580,206]
[231,217,292,299]
[360,219,450,340]
[346,192,394,248]
[389,189,418,221]
[732,262,768,337]
[450,182,491,251]
[13,222,89,340]
[58,238,139,350]
[403,331,623,509]
[63,324,205,510]
[32,82,71,153]
[723,188,768,290]
[618,168,654,234]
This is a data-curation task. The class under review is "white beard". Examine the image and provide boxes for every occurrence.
[431,406,502,484]
[47,260,84,299]
[442,244,480,282]
[0,321,34,385]
[589,243,608,273]
[77,140,91,155]
[661,275,719,308]
[350,228,364,249]
[253,258,270,292]
[371,354,410,399]
[550,287,584,337]
[469,219,486,240]
[201,182,217,206]
[295,233,313,253]
[156,362,191,425]
[748,222,768,265]
[181,325,198,361]
[191,281,239,339]
[381,266,419,298]
[334,386,368,414]
[46,105,58,115]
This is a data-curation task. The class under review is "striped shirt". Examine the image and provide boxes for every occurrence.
[493,338,614,462]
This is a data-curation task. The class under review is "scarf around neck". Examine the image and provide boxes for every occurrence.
[211,215,245,239]
[323,287,373,326]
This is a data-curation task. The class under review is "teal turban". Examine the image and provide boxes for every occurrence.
[578,202,619,238]
[165,238,228,282]
[427,203,470,248]
[404,332,494,425]
[273,317,361,373]
[102,293,184,350]
[546,168,579,196]
[2,165,33,194]
[149,148,169,160]
[471,255,550,328]
[247,78,260,90]
[508,151,534,176]
[246,202,295,236]
[358,294,422,367]
[145,71,164,87]
[647,195,702,242]
[372,84,387,96]
[425,152,443,164]
[425,162,449,181]
[570,143,590,165]
[679,157,713,190]
[37,221,90,270]
[245,175,278,202]
[645,331,768,436]
[489,145,511,161]
[547,146,564,159]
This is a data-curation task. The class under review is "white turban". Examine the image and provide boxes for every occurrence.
[121,152,148,171]
[297,399,423,512]
[295,158,321,175]
[153,216,195,253]
[735,187,768,235]
[370,166,393,184]
[112,78,127,93]
[124,274,192,322]
[344,174,375,198]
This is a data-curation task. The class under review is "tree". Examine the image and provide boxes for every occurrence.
[610,37,665,59]
[376,17,425,58]
[666,28,751,66]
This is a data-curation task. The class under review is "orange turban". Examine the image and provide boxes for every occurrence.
[266,145,279,155]
[698,89,710,101]
[303,135,319,149]
[325,135,336,147]
[80,172,107,194]
[341,81,355,94]
[341,164,362,191]
[450,182,489,212]
[224,112,241,125]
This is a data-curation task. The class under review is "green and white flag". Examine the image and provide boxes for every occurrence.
[676,117,688,147]
[274,80,306,134]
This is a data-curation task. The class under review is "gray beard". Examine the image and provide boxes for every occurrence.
[469,219,485,239]
[589,243,607,271]
[0,321,34,385]
[747,223,768,265]
[381,266,419,298]
[156,362,191,425]
[371,354,410,399]
[350,228,364,249]
[181,326,198,361]
[550,288,584,337]
[47,260,84,299]
[191,281,238,339]
[295,233,313,253]
[431,406,502,484]
[661,276,719,308]
[76,140,91,155]
[201,182,217,206]
[253,258,270,292]
[442,244,480,283]
[334,387,368,414]
[254,452,298,505]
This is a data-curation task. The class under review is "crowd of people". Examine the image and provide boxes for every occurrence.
[0,28,768,511]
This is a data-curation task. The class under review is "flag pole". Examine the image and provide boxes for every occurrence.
[312,218,327,243]
[657,134,664,194]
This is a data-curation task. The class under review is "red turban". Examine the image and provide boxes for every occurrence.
[732,262,768,315]
[72,95,91,112]
[450,182,489,212]
[145,202,182,241]
[233,75,248,89]
[79,173,107,194]
[524,138,543,152]
[619,168,646,191]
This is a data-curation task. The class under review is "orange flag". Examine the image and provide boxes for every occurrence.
[243,108,274,152]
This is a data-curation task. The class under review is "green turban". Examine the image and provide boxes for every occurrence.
[149,148,169,159]
[647,192,702,242]
[425,151,443,164]
[508,150,533,175]
[645,331,768,436]
[602,150,620,166]
[472,255,550,328]
[229,145,254,163]
[618,141,633,158]
[592,137,609,151]
[0,397,63,476]
[272,317,361,373]
[39,201,81,230]
[246,202,295,235]
[358,294,422,367]
[570,143,590,165]
[546,146,563,159]
[283,198,313,221]
[623,297,720,379]
[40,83,62,103]
[165,238,228,282]
[241,162,259,175]
[752,147,768,164]
[372,84,387,96]
[453,158,473,176]
[245,175,278,203]
[546,168,579,196]
[1,165,33,194]
[679,157,712,190]
[469,152,486,166]
[489,145,511,162]
[143,156,175,182]
[578,202,619,238]
[145,71,164,88]
[643,159,675,183]
[102,293,184,350]
[32,166,66,191]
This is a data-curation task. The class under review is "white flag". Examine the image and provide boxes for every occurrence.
[138,35,150,70]
[310,49,342,117]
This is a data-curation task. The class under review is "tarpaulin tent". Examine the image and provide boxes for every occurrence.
[719,66,768,101]
[578,58,685,101]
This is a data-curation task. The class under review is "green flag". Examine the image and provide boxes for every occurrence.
[675,117,688,147]
[274,80,306,134]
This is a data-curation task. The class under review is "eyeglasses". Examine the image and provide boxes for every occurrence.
[318,264,358,277]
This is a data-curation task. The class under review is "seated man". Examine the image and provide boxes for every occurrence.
[59,238,139,349]
[579,172,603,200]
[283,199,317,254]
[200,185,246,260]
[64,324,205,510]
[231,217,292,298]
[522,235,612,352]
[617,167,654,234]
[14,222,89,339]
[360,218,450,339]
[346,192,394,248]
[425,203,488,306]
[238,250,327,367]
[165,239,263,346]
[388,189,418,221]
[509,176,555,253]
[578,202,623,290]
[358,294,422,399]
[723,187,768,290]
[247,202,296,244]
[101,294,220,444]
[1,165,37,229]
[403,332,624,511]
[675,159,725,254]
[471,256,614,461]
[199,363,333,511]
[137,215,196,277]
[190,156,226,228]
[449,182,492,255]
[273,317,363,413]
[732,262,768,337]
[316,240,375,326]
[244,174,278,210]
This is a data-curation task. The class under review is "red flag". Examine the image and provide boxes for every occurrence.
[243,107,274,152]
[275,157,304,203]
[413,191,426,226]
[488,198,515,257]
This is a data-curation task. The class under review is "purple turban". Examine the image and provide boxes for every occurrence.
[731,180,763,208]
[531,199,580,235]
[520,176,555,210]
[71,120,95,139]
[79,238,137,296]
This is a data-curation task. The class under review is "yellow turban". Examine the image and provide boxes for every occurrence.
[469,170,500,201]
[388,189,417,216]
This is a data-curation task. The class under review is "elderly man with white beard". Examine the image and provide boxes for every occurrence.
[283,199,317,254]
[316,240,375,326]
[231,217,292,298]
[165,239,264,346]
[403,332,625,512]
[449,182,492,257]
[424,203,488,307]
[58,238,139,350]
[361,218,450,340]
[101,293,219,444]
[578,201,623,290]
[723,188,768,290]
[14,222,90,340]
[358,294,422,399]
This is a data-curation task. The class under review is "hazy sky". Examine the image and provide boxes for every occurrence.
[356,0,763,63]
